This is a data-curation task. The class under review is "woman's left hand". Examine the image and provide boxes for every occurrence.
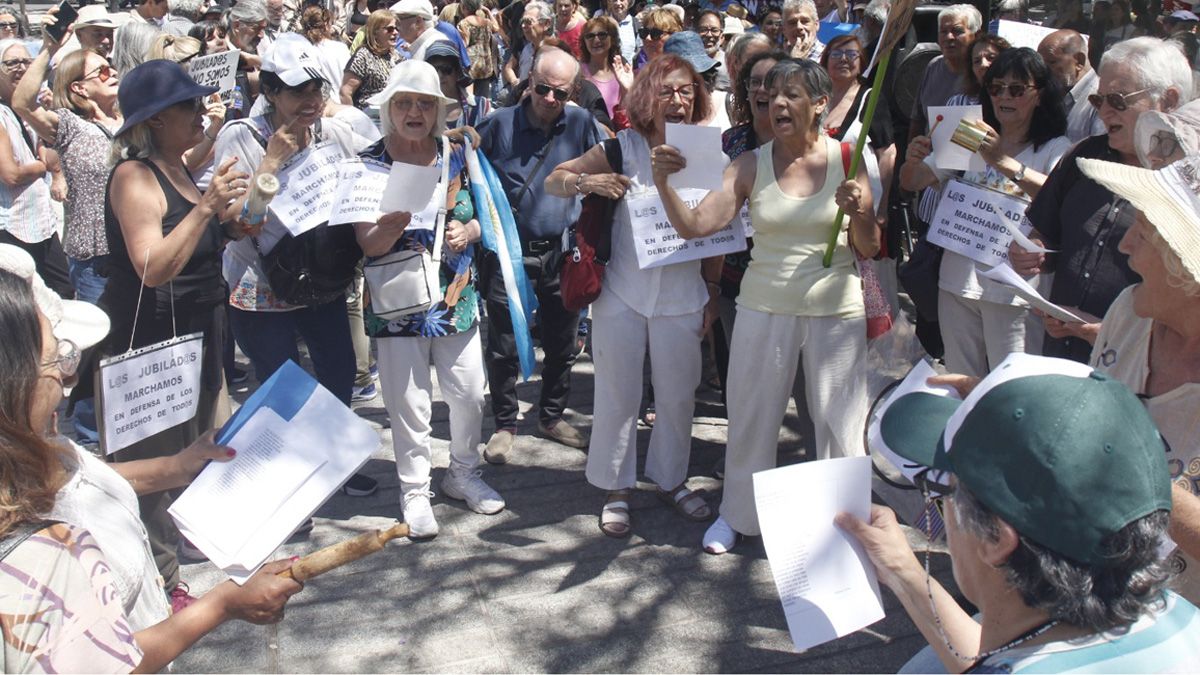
[204,93,227,134]
[446,125,481,149]
[446,219,470,252]
[1034,308,1101,343]
[834,179,866,216]
[974,120,1006,166]
[203,157,250,213]
[176,430,236,479]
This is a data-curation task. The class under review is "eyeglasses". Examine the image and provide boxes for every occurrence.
[79,63,116,83]
[827,48,860,62]
[584,31,612,41]
[748,76,765,90]
[1148,131,1179,158]
[698,27,722,36]
[1,57,31,70]
[429,61,457,77]
[382,25,398,32]
[533,82,570,101]
[0,21,18,30]
[1087,88,1149,111]
[638,27,669,40]
[986,82,1037,99]
[42,338,80,378]
[392,97,437,112]
[520,17,540,26]
[173,96,204,112]
[655,84,696,101]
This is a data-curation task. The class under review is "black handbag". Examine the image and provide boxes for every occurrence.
[257,224,363,307]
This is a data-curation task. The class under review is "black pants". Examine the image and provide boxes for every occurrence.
[0,230,73,299]
[480,245,580,430]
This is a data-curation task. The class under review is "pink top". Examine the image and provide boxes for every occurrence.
[558,20,584,57]
[583,63,621,119]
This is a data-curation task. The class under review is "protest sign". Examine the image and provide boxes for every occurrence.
[627,188,747,269]
[989,19,1087,51]
[328,158,390,226]
[99,333,204,454]
[927,179,1027,265]
[187,50,240,100]
[270,140,347,236]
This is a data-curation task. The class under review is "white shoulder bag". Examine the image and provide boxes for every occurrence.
[363,135,452,319]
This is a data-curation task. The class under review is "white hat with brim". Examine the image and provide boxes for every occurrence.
[367,59,455,118]
[262,33,329,87]
[1133,100,1200,169]
[0,245,110,350]
[390,0,435,20]
[1078,156,1200,284]
[75,4,119,29]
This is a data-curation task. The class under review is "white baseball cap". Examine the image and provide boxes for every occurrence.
[261,33,327,87]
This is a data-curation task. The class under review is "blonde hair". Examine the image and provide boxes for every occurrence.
[110,121,155,165]
[363,9,396,56]
[50,49,100,117]
[1146,224,1200,297]
[642,6,683,32]
[148,33,202,63]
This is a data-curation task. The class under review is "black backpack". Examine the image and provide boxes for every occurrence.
[233,119,363,307]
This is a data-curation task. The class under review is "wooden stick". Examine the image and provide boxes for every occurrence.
[279,522,410,582]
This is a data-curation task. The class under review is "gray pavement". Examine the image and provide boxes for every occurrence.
[173,331,962,673]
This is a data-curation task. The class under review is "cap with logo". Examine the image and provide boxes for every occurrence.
[262,33,329,87]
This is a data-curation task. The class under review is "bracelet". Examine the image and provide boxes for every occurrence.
[575,172,588,195]
[705,280,721,292]
[203,127,218,141]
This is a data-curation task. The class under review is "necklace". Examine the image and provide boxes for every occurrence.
[964,618,1060,671]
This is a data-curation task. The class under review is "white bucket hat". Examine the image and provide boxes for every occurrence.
[0,245,110,350]
[1133,99,1200,169]
[1078,155,1200,284]
[390,0,435,20]
[75,4,119,29]
[367,60,455,137]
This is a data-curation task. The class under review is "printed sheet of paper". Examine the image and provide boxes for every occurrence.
[187,50,239,100]
[626,188,747,269]
[380,160,441,214]
[665,123,724,192]
[328,158,390,226]
[98,333,204,455]
[270,140,347,236]
[926,179,1027,266]
[978,263,1086,323]
[867,360,960,484]
[928,105,986,172]
[754,457,885,652]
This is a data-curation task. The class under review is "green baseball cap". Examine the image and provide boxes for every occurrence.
[880,354,1172,565]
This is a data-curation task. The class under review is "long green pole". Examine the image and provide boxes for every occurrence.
[821,48,893,268]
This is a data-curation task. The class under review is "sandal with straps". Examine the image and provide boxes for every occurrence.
[599,491,632,538]
[657,483,712,522]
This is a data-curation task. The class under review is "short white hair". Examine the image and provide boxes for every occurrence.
[525,0,554,29]
[1101,37,1195,105]
[782,0,816,16]
[863,0,889,24]
[938,3,982,33]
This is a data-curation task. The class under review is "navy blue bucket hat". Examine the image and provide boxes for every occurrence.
[115,59,217,137]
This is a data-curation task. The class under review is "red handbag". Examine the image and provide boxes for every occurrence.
[839,142,894,339]
[560,138,623,312]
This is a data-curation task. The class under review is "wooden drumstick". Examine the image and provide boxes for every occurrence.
[279,521,410,582]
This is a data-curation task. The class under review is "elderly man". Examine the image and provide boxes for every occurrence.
[907,3,978,141]
[1011,37,1194,363]
[1038,29,1105,143]
[475,48,607,462]
[392,0,449,60]
[162,0,204,36]
[782,0,822,60]
[72,4,117,57]
[842,353,1200,672]
[603,0,641,63]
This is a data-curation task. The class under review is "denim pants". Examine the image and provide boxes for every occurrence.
[228,298,355,405]
[68,255,109,442]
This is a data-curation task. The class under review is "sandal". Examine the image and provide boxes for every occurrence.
[600,491,632,538]
[657,483,712,522]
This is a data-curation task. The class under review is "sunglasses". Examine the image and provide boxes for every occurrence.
[173,96,204,112]
[392,97,437,112]
[0,21,18,30]
[520,17,540,26]
[79,63,116,83]
[827,49,860,62]
[1,57,31,70]
[533,82,570,101]
[429,61,457,77]
[584,31,612,41]
[986,82,1037,99]
[1087,88,1149,111]
[638,27,669,40]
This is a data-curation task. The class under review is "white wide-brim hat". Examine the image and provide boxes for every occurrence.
[1078,155,1200,284]
[367,60,456,135]
[0,245,110,349]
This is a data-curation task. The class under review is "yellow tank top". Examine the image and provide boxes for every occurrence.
[738,137,864,318]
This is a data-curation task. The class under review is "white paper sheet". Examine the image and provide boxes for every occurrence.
[928,105,986,172]
[380,160,441,214]
[1010,225,1057,253]
[754,457,885,652]
[978,263,1086,323]
[867,361,960,484]
[665,123,724,192]
[327,158,390,226]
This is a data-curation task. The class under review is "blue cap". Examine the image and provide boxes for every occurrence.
[663,30,718,74]
[115,60,217,137]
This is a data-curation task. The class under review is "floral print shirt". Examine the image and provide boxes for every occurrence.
[360,138,480,338]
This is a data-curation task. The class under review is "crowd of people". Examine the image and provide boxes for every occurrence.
[1,0,1199,670]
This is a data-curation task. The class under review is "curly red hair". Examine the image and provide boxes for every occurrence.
[625,54,711,138]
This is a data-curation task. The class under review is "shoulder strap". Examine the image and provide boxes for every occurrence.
[0,102,36,155]
[0,519,63,562]
[513,127,561,207]
[840,141,851,178]
[602,136,623,175]
[431,135,451,262]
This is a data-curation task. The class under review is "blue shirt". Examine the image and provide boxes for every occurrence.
[476,101,604,240]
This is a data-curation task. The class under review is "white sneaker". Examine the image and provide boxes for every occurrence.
[702,516,740,554]
[441,465,506,515]
[402,488,439,538]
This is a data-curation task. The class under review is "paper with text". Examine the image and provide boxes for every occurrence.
[380,160,441,214]
[754,457,884,652]
[328,158,390,226]
[626,188,747,269]
[979,263,1086,323]
[665,123,724,192]
[270,140,348,236]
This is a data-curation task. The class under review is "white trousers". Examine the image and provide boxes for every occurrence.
[376,326,487,492]
[720,309,868,536]
[938,290,1026,378]
[585,293,702,492]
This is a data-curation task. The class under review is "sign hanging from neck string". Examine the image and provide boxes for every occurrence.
[98,246,204,455]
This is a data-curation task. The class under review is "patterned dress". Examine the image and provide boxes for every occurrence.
[346,46,402,110]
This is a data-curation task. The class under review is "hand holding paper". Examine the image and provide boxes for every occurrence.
[979,263,1086,323]
[664,123,724,192]
[928,105,986,172]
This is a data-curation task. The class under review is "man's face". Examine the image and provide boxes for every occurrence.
[266,0,285,29]
[396,14,426,43]
[782,6,817,53]
[231,18,266,49]
[937,14,974,69]
[76,25,114,56]
[521,7,547,42]
[527,58,574,126]
[608,0,628,20]
[697,13,722,55]
[1037,43,1082,89]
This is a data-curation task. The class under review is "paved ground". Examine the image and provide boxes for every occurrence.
[172,320,963,673]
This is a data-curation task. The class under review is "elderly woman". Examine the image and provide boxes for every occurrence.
[109,20,160,76]
[100,59,250,606]
[545,54,716,538]
[1009,37,1193,363]
[0,249,302,672]
[353,61,496,539]
[634,7,681,70]
[901,48,1072,377]
[652,58,878,553]
[580,16,632,121]
[0,2,26,39]
[341,10,402,110]
[504,0,553,89]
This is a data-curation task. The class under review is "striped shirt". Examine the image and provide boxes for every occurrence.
[0,105,54,244]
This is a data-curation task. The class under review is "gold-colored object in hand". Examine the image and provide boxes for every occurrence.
[278,521,411,582]
[950,118,989,153]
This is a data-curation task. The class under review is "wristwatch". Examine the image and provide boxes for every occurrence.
[1013,163,1027,183]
